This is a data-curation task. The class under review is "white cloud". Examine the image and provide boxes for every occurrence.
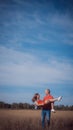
[0,46,73,86]
[1,3,73,46]
[47,13,73,27]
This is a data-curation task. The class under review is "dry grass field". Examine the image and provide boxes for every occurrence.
[0,110,73,130]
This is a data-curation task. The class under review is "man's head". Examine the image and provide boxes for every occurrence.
[45,89,50,95]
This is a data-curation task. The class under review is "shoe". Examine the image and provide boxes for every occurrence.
[58,96,62,101]
[51,109,56,113]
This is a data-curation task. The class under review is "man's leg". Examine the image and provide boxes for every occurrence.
[41,110,46,128]
[46,110,51,127]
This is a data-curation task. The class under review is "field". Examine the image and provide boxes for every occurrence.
[0,110,73,130]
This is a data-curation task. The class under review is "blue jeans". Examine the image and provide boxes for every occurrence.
[41,110,51,128]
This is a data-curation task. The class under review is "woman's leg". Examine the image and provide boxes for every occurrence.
[48,96,62,102]
[51,103,55,112]
[46,96,62,103]
[51,102,54,109]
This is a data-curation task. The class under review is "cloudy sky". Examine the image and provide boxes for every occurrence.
[0,0,73,105]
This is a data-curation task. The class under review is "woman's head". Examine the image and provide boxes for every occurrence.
[32,93,40,102]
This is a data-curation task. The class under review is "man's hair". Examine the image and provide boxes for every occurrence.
[46,89,50,94]
[32,93,39,102]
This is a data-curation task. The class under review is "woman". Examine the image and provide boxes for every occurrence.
[32,93,62,106]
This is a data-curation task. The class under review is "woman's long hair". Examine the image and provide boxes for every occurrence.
[32,93,39,102]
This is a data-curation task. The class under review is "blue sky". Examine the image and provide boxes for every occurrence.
[0,0,73,105]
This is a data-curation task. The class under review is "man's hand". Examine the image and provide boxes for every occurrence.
[44,100,50,104]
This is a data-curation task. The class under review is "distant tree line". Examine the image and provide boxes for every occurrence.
[0,102,34,109]
[54,105,73,111]
[0,101,73,110]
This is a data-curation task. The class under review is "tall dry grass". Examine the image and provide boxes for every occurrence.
[0,110,73,130]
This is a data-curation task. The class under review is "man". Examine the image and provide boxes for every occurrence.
[41,89,55,128]
[32,90,62,128]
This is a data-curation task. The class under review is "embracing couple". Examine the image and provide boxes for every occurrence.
[32,89,62,129]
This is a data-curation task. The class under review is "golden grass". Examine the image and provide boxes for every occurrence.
[0,110,73,130]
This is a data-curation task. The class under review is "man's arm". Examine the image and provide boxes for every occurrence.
[35,101,44,106]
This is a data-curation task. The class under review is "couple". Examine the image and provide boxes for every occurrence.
[32,89,62,128]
